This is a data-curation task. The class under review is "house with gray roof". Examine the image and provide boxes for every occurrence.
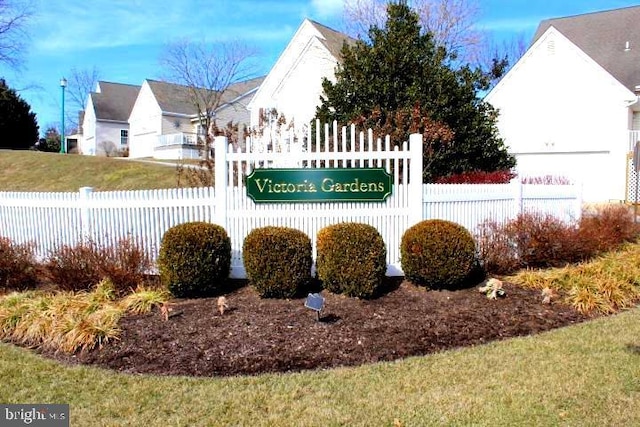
[128,76,263,159]
[248,19,355,129]
[485,5,640,202]
[81,81,141,156]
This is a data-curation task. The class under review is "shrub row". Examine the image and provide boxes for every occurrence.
[157,219,481,299]
[6,204,635,299]
[0,237,151,295]
[477,204,640,275]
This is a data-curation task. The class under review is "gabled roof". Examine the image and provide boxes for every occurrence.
[533,5,640,92]
[248,19,353,111]
[307,19,356,60]
[222,76,265,105]
[92,81,140,122]
[146,77,265,116]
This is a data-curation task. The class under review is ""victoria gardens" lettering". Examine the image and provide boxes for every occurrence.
[246,168,392,203]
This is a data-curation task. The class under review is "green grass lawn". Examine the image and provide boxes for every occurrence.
[1,308,639,426]
[0,150,186,191]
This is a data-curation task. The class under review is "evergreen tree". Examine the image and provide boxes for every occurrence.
[35,126,61,152]
[316,3,515,182]
[0,79,39,150]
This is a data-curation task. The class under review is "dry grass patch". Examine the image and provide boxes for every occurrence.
[508,242,640,314]
[0,280,169,353]
[0,150,185,191]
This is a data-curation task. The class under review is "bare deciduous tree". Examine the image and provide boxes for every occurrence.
[159,39,256,160]
[66,66,100,132]
[0,0,33,70]
[342,0,483,63]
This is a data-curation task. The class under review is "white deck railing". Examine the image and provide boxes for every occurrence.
[156,132,198,148]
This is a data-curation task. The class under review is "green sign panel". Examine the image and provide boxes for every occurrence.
[245,168,393,203]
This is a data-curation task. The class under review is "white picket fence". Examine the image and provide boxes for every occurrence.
[0,182,580,278]
[0,124,582,278]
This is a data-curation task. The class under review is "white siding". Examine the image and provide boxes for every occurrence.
[95,122,128,155]
[270,38,338,127]
[80,96,97,155]
[633,112,640,130]
[249,20,339,127]
[161,115,192,135]
[486,27,636,202]
[128,81,162,158]
[216,91,254,127]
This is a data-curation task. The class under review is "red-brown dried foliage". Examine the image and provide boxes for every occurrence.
[45,238,151,294]
[577,204,640,255]
[435,169,516,184]
[354,102,454,155]
[478,205,640,275]
[0,237,39,291]
[477,213,580,275]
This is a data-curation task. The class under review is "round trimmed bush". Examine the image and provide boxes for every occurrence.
[243,226,312,298]
[401,219,477,289]
[316,222,387,298]
[158,222,231,298]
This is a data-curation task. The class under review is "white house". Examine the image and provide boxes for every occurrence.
[486,6,640,202]
[80,81,140,156]
[248,19,354,129]
[128,77,263,159]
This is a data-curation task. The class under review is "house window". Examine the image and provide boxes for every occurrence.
[120,130,128,146]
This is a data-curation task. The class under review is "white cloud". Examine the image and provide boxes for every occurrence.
[32,0,204,52]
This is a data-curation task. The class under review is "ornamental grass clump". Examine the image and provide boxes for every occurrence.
[508,242,640,314]
[158,222,231,298]
[243,226,312,298]
[316,222,387,299]
[401,219,478,289]
[0,279,169,353]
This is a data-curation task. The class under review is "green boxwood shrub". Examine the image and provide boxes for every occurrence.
[157,222,231,298]
[316,222,387,298]
[401,219,478,289]
[242,226,312,298]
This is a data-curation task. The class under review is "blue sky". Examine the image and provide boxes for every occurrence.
[3,0,639,134]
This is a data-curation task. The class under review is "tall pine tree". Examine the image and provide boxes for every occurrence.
[316,3,515,182]
[0,79,39,150]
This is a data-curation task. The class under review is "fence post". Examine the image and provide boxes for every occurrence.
[409,133,424,226]
[512,178,523,217]
[78,186,93,241]
[214,136,228,229]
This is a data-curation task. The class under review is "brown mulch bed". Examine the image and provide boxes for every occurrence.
[39,280,594,377]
